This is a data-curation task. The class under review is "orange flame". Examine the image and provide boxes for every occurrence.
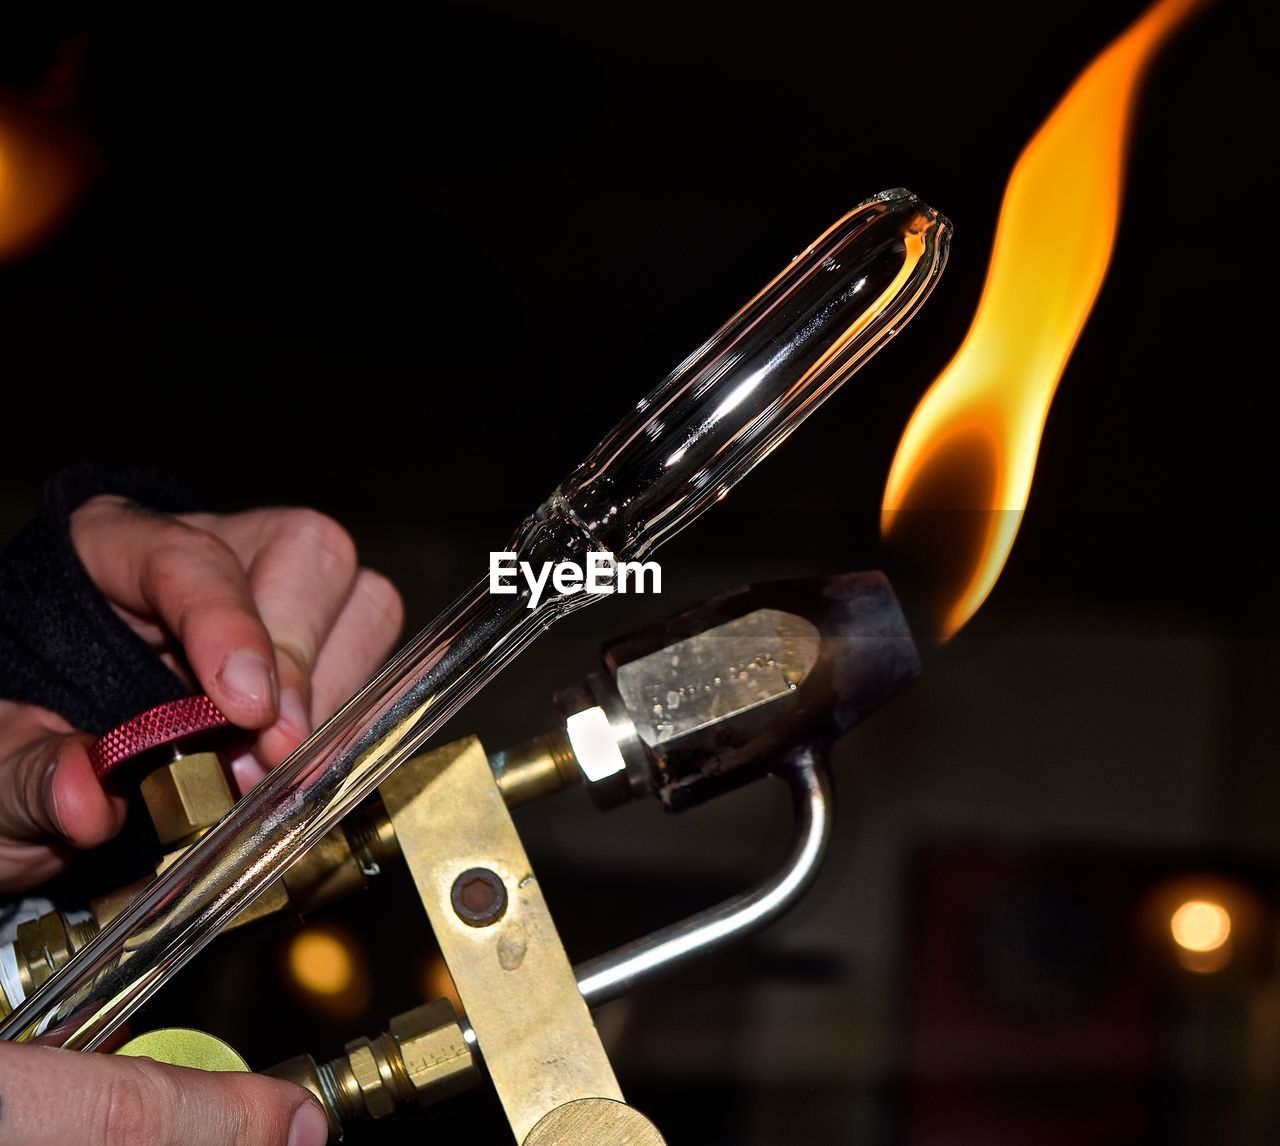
[881,0,1205,640]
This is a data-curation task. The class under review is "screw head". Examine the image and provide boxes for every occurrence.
[450,867,508,927]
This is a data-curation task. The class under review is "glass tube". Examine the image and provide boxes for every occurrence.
[0,188,949,1048]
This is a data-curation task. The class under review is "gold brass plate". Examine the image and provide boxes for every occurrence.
[523,1098,666,1146]
[380,737,622,1141]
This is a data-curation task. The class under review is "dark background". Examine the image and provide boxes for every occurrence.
[1,2,1275,1142]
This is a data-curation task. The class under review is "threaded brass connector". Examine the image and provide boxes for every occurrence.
[267,999,476,1136]
[0,909,100,1017]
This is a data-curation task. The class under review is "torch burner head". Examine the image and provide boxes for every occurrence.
[560,571,919,811]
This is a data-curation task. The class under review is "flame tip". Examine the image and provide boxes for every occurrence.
[880,0,1202,640]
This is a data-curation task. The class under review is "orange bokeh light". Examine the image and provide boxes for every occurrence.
[1170,899,1231,954]
[0,100,96,261]
[288,928,356,996]
[284,925,372,1017]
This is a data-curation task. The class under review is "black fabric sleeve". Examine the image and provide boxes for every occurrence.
[0,466,203,734]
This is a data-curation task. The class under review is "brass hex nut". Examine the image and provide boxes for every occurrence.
[344,1037,395,1119]
[390,1000,476,1103]
[15,912,73,993]
[139,751,236,845]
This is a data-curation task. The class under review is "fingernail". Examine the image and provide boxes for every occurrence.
[217,650,275,713]
[278,689,310,738]
[229,751,267,794]
[288,1100,330,1146]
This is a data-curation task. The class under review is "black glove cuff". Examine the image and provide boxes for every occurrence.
[0,466,204,734]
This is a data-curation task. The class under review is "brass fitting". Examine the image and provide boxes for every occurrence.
[280,797,400,917]
[139,749,237,846]
[491,731,580,808]
[388,1002,477,1102]
[3,734,581,1017]
[0,909,98,1017]
[6,801,398,1015]
[267,999,476,1136]
[101,731,577,930]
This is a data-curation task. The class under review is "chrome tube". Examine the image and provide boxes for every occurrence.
[0,189,948,1048]
[576,746,832,1006]
[454,751,833,1079]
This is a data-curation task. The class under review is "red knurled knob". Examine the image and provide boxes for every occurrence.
[90,695,232,781]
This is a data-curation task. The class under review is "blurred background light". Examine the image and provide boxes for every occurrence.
[284,925,371,1017]
[1171,899,1232,955]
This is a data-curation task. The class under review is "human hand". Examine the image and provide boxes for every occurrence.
[0,1041,329,1145]
[0,497,403,892]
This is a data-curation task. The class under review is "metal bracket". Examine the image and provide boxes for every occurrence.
[379,736,623,1142]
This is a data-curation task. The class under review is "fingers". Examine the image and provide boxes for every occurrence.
[233,510,361,765]
[0,1043,328,1146]
[70,498,278,729]
[70,497,405,782]
[0,703,126,893]
[230,567,403,790]
[197,511,402,771]
[309,569,405,725]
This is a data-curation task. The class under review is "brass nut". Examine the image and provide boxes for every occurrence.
[264,1001,477,1133]
[389,1000,476,1102]
[139,751,235,845]
[15,911,73,993]
[344,1038,395,1119]
[8,910,98,1009]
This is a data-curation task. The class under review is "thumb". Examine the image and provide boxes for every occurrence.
[0,1042,330,1146]
[0,709,126,885]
